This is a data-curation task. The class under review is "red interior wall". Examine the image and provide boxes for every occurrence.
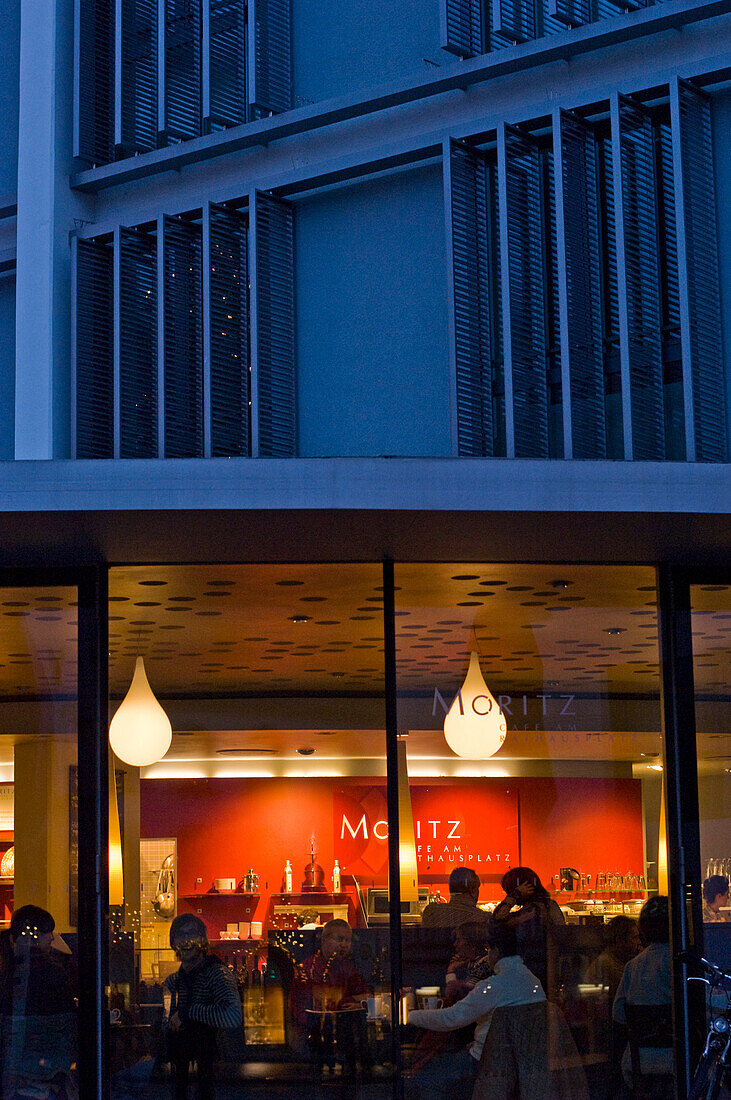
[140,775,644,921]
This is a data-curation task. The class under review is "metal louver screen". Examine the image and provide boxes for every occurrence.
[492,0,535,43]
[120,0,158,153]
[209,205,250,455]
[615,95,664,460]
[163,0,202,142]
[208,0,246,129]
[162,217,203,457]
[450,141,494,456]
[75,239,114,457]
[557,111,605,458]
[676,81,727,462]
[441,0,484,57]
[255,192,295,457]
[548,0,589,25]
[75,0,115,165]
[251,0,291,117]
[119,227,158,456]
[501,125,548,458]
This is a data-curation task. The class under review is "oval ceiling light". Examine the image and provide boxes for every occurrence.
[444,650,507,759]
[109,656,172,767]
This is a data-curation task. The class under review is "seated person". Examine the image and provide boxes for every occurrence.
[406,921,546,1100]
[585,914,641,1002]
[702,874,730,923]
[445,921,493,995]
[421,868,491,930]
[290,920,369,1072]
[290,919,367,1022]
[613,895,672,1091]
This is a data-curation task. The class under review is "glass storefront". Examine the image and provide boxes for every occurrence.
[394,565,669,1099]
[0,563,725,1099]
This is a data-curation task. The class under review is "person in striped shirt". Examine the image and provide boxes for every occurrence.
[164,913,242,1100]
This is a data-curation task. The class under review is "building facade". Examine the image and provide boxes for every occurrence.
[0,0,729,1097]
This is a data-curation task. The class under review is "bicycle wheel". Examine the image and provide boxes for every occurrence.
[689,1047,722,1100]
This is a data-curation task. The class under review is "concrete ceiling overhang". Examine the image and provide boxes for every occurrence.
[0,457,727,566]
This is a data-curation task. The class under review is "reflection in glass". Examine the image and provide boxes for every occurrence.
[0,587,79,1100]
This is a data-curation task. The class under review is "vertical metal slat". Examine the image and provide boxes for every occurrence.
[554,109,605,459]
[671,79,727,463]
[254,190,295,457]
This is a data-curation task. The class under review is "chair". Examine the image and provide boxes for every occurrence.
[623,1003,674,1100]
[472,1001,589,1100]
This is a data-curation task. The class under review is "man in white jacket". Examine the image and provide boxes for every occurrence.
[407,922,545,1099]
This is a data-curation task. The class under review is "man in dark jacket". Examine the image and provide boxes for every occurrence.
[164,913,241,1100]
[421,868,490,930]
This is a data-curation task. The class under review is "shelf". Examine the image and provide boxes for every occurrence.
[179,892,259,900]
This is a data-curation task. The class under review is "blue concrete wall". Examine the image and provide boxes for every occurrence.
[0,0,20,201]
[711,87,731,449]
[294,164,450,457]
[0,277,16,459]
[291,0,442,107]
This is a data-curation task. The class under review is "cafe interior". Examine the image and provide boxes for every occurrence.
[0,562,727,1097]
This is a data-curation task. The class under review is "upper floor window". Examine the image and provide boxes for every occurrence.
[74,0,291,167]
[441,0,674,58]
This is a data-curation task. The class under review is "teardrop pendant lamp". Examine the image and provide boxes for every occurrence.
[109,656,172,767]
[444,650,507,759]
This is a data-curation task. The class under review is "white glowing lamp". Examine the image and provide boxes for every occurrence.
[444,651,507,759]
[109,657,172,767]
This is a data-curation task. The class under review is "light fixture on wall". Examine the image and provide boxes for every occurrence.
[109,755,124,906]
[109,656,172,767]
[444,651,507,759]
[397,739,419,903]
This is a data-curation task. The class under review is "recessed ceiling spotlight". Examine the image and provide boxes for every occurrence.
[297,747,315,756]
[216,748,277,755]
[550,579,572,589]
[317,730,337,736]
[640,752,659,758]
[604,627,626,635]
[289,615,311,623]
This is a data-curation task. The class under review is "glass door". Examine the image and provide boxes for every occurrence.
[0,573,82,1098]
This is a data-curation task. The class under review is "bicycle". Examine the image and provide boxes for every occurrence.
[687,954,731,1100]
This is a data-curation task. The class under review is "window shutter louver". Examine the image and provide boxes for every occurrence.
[208,204,250,456]
[499,124,548,458]
[492,0,535,43]
[673,80,727,463]
[161,216,203,457]
[161,0,201,142]
[555,110,605,458]
[612,94,664,460]
[441,0,484,58]
[119,226,158,456]
[254,192,295,457]
[119,0,158,153]
[74,239,114,457]
[75,0,115,165]
[448,141,495,456]
[249,0,291,118]
[206,0,247,130]
[547,0,590,26]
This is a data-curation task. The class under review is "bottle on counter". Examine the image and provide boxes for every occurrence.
[332,859,341,894]
[283,859,293,893]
